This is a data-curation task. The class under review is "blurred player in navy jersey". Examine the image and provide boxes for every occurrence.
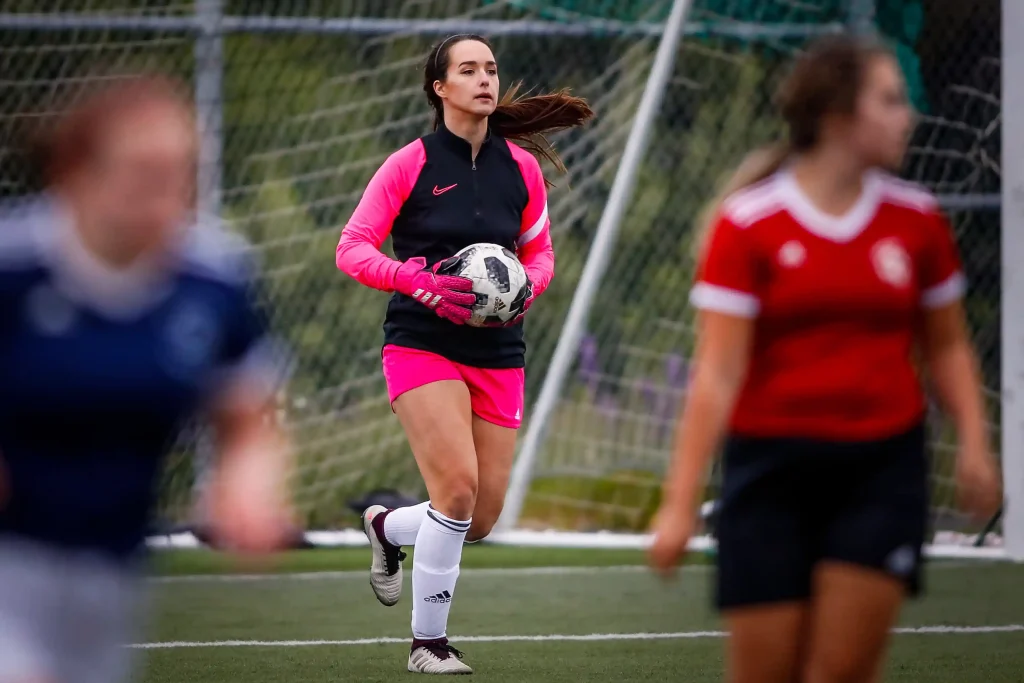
[0,74,294,683]
[650,36,1000,683]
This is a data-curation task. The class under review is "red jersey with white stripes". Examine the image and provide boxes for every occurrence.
[692,170,965,441]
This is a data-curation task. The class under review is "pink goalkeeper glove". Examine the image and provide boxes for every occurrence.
[393,257,476,325]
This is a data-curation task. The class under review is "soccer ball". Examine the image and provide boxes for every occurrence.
[440,243,529,327]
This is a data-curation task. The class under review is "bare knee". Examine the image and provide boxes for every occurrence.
[726,604,807,683]
[429,473,478,521]
[802,638,884,683]
[466,521,493,543]
[729,652,801,683]
[801,564,902,683]
[395,384,479,522]
[466,516,496,543]
[464,491,506,542]
[803,656,878,683]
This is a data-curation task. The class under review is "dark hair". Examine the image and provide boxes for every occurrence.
[31,72,194,187]
[424,34,594,186]
[695,35,896,254]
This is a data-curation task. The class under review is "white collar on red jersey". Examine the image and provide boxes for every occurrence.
[776,169,883,243]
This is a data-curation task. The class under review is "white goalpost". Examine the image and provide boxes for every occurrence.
[495,0,695,533]
[999,0,1023,561]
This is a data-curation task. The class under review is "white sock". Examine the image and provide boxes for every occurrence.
[411,505,470,640]
[383,501,430,547]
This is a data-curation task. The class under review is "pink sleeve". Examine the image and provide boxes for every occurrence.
[336,141,425,292]
[508,142,554,296]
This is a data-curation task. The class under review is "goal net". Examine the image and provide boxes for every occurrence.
[492,0,1005,557]
[0,1,1003,556]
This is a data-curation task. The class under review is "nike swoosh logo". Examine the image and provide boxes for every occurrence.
[433,183,457,196]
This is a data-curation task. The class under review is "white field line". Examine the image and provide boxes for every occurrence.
[149,560,992,584]
[149,564,654,584]
[130,625,1024,650]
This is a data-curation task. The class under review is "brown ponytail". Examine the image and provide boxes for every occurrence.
[424,35,594,186]
[693,34,894,258]
[489,82,593,184]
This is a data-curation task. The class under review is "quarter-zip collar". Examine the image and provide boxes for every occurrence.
[436,123,494,160]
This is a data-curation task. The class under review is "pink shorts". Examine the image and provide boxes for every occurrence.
[382,345,525,429]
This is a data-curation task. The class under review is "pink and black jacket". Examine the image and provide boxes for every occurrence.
[337,124,554,369]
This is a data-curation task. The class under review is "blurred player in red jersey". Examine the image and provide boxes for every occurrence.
[649,36,1001,683]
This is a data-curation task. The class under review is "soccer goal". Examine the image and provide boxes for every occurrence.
[489,0,1013,561]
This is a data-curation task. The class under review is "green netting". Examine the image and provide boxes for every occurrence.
[491,1,928,111]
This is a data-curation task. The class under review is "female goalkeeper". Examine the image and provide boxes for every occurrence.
[649,35,1000,683]
[0,75,294,683]
[336,34,592,675]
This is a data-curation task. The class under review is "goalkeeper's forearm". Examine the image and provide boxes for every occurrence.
[335,226,402,293]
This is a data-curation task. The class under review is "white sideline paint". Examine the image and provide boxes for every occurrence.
[129,625,1024,650]
[150,564,656,584]
[149,560,990,585]
[145,530,1010,561]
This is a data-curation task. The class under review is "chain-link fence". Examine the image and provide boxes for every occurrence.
[0,1,1002,541]
[505,0,1003,546]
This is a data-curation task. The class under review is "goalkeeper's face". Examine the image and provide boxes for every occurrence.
[851,55,914,171]
[441,39,499,119]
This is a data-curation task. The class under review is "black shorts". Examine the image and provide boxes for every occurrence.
[715,422,929,610]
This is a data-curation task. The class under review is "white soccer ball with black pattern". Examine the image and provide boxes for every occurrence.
[441,243,529,327]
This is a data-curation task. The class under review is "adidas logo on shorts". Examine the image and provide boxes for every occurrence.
[424,590,452,604]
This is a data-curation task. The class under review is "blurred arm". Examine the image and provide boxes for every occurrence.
[209,381,289,492]
[661,312,752,513]
[204,377,293,555]
[200,262,295,553]
[920,301,987,452]
[917,209,984,448]
[661,211,759,514]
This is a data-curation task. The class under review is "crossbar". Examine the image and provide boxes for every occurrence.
[0,13,842,39]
